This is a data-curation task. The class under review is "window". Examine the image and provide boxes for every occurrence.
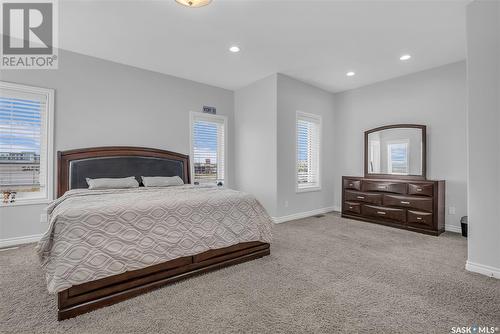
[296,111,321,192]
[369,140,381,173]
[387,141,409,175]
[0,82,54,204]
[190,112,226,185]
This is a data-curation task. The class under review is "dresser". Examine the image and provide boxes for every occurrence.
[341,176,445,235]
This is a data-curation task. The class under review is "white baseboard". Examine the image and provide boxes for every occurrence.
[466,261,500,279]
[272,206,336,224]
[445,224,462,233]
[0,234,42,248]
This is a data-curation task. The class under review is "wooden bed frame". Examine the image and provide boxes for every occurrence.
[56,146,270,320]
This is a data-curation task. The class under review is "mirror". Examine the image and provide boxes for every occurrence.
[365,125,426,179]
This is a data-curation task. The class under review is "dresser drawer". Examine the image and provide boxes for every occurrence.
[344,201,361,214]
[343,179,361,191]
[341,176,445,235]
[408,183,433,197]
[362,181,407,194]
[407,210,433,228]
[345,190,382,205]
[362,205,405,223]
[383,194,433,212]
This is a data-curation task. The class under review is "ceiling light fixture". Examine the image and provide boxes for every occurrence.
[346,71,356,77]
[400,54,412,61]
[175,0,212,8]
[229,46,240,53]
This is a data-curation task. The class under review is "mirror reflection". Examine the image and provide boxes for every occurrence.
[367,127,423,176]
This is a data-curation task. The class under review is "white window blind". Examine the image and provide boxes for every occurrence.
[0,82,53,202]
[387,141,409,175]
[191,113,226,184]
[296,111,321,191]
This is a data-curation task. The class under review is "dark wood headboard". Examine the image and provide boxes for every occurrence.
[57,146,190,197]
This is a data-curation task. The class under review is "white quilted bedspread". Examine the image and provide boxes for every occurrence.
[36,185,272,293]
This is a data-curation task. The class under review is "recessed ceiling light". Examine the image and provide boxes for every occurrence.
[346,71,355,77]
[400,54,412,61]
[229,46,240,53]
[175,0,212,8]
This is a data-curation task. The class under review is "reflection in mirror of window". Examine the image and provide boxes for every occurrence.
[366,127,423,176]
[369,140,381,173]
[387,141,409,175]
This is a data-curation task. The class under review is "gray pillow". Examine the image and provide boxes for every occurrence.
[141,176,184,187]
[86,176,139,190]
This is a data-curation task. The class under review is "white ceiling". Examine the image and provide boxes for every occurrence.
[59,0,467,93]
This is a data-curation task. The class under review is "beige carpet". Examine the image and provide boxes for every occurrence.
[1,213,499,334]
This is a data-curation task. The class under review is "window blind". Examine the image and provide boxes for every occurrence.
[191,114,225,184]
[0,87,47,193]
[296,112,321,190]
[388,142,409,175]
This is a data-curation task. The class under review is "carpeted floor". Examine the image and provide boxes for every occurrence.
[1,213,499,334]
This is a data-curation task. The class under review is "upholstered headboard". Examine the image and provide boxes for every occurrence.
[57,146,190,197]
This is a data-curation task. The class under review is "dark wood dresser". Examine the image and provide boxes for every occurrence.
[341,176,445,235]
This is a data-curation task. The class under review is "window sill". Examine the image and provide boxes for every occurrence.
[296,186,322,194]
[0,198,51,207]
[193,180,225,186]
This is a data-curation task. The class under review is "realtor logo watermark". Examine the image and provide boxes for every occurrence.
[1,0,58,69]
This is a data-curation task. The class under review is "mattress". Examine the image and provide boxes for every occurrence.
[36,185,273,293]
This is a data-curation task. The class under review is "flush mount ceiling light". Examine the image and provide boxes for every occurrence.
[400,54,412,61]
[346,71,356,77]
[229,46,240,53]
[175,0,212,8]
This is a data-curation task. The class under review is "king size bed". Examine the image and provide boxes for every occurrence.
[36,146,272,320]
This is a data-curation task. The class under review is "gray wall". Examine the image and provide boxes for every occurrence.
[234,74,335,219]
[466,0,500,276]
[276,74,335,217]
[333,61,467,229]
[0,49,234,242]
[234,75,278,217]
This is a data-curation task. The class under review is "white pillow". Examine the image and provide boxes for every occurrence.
[86,176,139,190]
[141,176,184,187]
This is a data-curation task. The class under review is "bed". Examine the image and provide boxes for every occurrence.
[36,146,272,320]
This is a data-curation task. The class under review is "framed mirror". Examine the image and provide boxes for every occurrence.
[365,124,426,180]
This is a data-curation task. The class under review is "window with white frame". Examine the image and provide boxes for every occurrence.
[0,82,54,204]
[296,111,321,192]
[190,112,226,185]
[369,140,381,173]
[387,141,409,175]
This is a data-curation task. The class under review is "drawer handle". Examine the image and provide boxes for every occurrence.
[400,201,410,205]
[416,188,422,192]
[357,196,365,199]
[377,185,387,189]
[377,211,386,215]
[349,206,353,209]
[416,217,422,220]
[349,183,354,187]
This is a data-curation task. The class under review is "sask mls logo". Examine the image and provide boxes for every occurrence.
[451,325,499,334]
[1,0,58,69]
